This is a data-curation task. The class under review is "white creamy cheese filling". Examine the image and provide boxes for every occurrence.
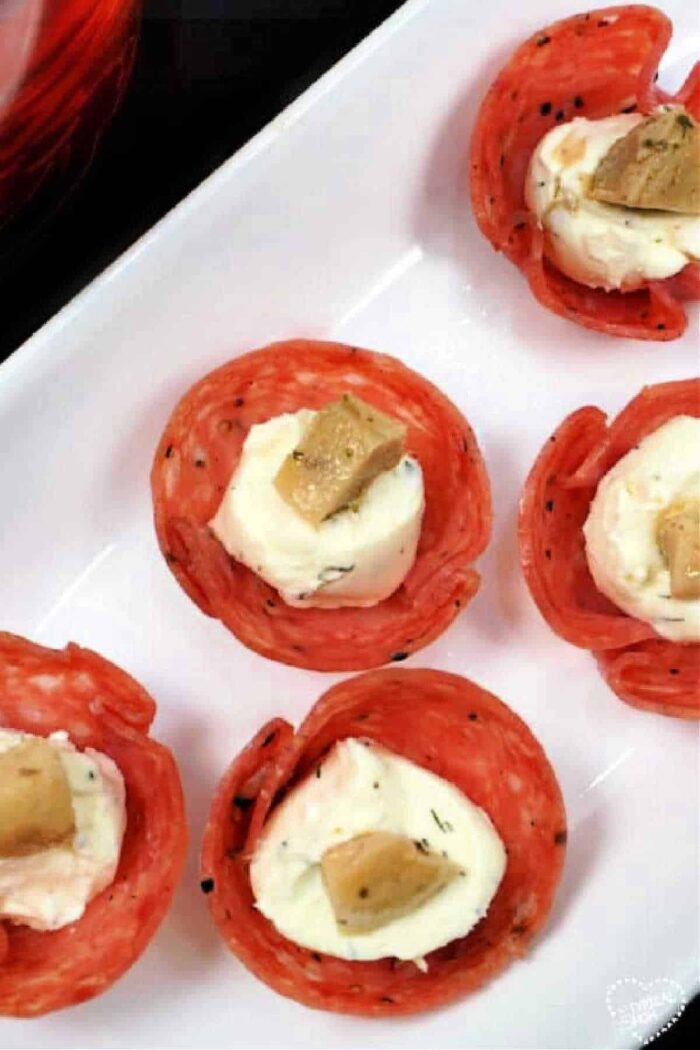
[250,739,507,964]
[526,113,700,290]
[583,415,700,642]
[209,409,425,607]
[0,729,126,931]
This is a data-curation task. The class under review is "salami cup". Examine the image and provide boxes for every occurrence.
[519,379,699,719]
[201,669,566,1016]
[0,633,187,1017]
[151,340,491,672]
[470,5,700,340]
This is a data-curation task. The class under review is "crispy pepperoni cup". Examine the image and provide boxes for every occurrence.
[0,633,187,1017]
[470,5,700,340]
[201,668,566,1016]
[151,340,492,671]
[519,379,700,717]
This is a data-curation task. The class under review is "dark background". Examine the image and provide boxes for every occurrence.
[0,0,402,359]
[0,1,697,1044]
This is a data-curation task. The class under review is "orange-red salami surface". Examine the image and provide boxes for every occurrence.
[201,668,566,1016]
[151,340,492,672]
[596,640,699,719]
[470,5,700,340]
[0,633,187,1017]
[519,379,700,718]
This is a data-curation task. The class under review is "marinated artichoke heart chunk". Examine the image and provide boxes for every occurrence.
[275,394,407,525]
[320,830,460,934]
[658,499,700,600]
[0,737,75,857]
[590,108,700,214]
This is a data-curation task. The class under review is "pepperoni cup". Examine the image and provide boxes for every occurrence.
[470,5,700,340]
[201,668,566,1016]
[151,340,492,671]
[519,378,699,718]
[0,633,187,1017]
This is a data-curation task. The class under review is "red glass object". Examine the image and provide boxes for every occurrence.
[0,0,139,225]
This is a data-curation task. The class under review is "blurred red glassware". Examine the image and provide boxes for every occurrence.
[0,0,139,226]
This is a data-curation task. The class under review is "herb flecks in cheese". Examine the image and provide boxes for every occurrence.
[209,409,424,608]
[0,729,126,931]
[250,739,506,963]
[526,113,700,290]
[584,415,700,642]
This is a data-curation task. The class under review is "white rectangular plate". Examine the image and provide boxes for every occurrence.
[1,1,698,1047]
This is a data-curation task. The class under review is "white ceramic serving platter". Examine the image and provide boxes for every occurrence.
[1,1,698,1047]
